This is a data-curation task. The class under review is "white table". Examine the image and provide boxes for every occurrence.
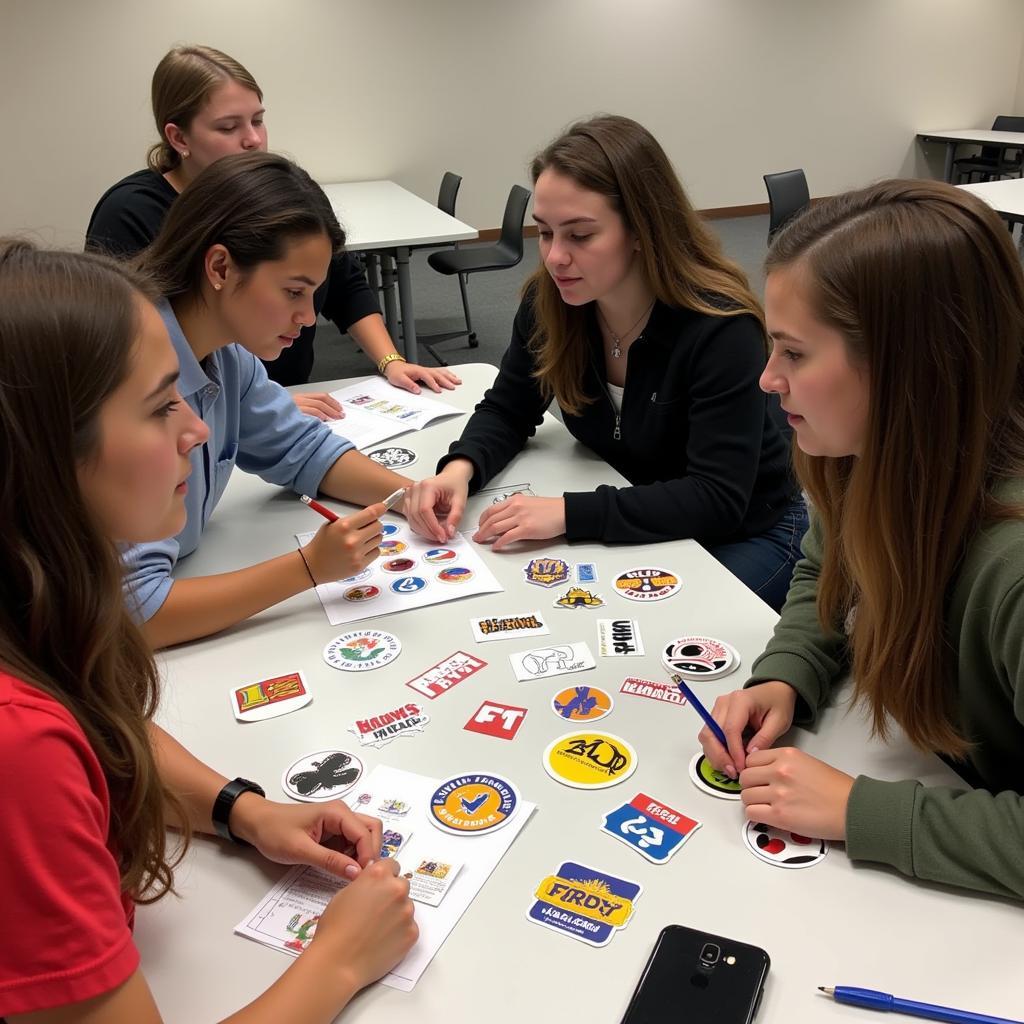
[319,180,478,364]
[959,175,1024,225]
[917,128,1024,183]
[135,365,1020,1023]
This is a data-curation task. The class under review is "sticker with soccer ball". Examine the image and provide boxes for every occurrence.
[742,821,829,869]
[323,630,402,672]
[688,752,742,800]
[662,636,739,681]
[551,684,614,723]
[281,749,364,802]
[613,567,680,602]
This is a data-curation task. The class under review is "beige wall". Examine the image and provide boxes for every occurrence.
[2,0,1024,244]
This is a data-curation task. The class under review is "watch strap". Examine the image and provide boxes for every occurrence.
[212,777,266,845]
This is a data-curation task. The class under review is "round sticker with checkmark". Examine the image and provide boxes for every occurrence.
[428,772,521,836]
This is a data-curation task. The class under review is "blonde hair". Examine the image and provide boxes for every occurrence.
[146,45,263,174]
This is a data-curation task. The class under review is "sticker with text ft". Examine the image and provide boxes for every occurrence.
[463,700,528,740]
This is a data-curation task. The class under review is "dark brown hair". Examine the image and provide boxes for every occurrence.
[147,44,263,174]
[138,151,345,300]
[526,114,764,414]
[766,179,1024,756]
[0,239,189,899]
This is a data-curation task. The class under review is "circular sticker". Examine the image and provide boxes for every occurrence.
[613,567,680,602]
[379,539,408,556]
[742,821,830,869]
[381,557,417,574]
[380,523,401,539]
[366,446,418,470]
[428,772,521,836]
[423,547,458,564]
[339,568,372,584]
[323,630,401,672]
[437,566,474,584]
[551,684,614,723]
[343,584,380,603]
[543,731,637,790]
[688,752,742,800]
[282,749,364,802]
[390,575,427,595]
[662,636,738,681]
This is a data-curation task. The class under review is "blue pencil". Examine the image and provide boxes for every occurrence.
[819,986,1024,1024]
[670,673,730,751]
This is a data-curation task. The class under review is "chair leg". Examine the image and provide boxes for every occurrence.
[458,273,478,347]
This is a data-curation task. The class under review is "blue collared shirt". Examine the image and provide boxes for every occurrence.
[122,301,353,620]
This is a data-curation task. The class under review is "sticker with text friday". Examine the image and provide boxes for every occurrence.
[405,651,487,699]
[470,612,549,643]
[597,619,645,657]
[463,700,528,739]
[527,861,641,948]
[509,642,596,681]
[619,676,687,707]
[600,793,701,864]
[230,671,311,723]
[347,702,430,748]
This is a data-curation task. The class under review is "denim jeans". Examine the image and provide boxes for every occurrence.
[706,499,810,613]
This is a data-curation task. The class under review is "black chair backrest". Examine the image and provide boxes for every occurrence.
[988,116,1024,165]
[498,185,533,259]
[437,171,462,216]
[764,169,810,240]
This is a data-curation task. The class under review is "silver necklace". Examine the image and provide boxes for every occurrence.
[597,301,655,358]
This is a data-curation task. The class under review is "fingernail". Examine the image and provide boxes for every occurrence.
[748,746,760,754]
[345,864,360,877]
[725,764,737,779]
[366,858,375,866]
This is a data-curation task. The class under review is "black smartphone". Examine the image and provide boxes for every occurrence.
[619,924,770,1023]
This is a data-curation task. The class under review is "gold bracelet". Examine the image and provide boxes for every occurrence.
[377,353,407,375]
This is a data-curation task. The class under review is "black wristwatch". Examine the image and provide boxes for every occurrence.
[212,777,266,845]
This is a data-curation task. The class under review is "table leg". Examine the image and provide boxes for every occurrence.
[380,253,400,344]
[943,142,956,183]
[395,245,418,363]
[364,251,380,293]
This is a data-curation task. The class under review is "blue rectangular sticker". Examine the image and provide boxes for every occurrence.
[576,562,598,583]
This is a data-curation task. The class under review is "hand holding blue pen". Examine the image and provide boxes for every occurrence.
[819,986,1024,1024]
[669,672,730,752]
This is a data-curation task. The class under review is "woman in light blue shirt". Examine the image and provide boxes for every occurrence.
[126,151,411,648]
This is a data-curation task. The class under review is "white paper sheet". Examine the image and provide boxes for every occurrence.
[234,765,536,991]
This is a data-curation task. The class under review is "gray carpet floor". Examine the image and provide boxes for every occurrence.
[309,214,771,383]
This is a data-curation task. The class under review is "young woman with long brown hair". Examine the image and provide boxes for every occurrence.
[698,179,1024,900]
[0,240,417,1020]
[124,150,411,650]
[86,43,459,412]
[404,115,805,611]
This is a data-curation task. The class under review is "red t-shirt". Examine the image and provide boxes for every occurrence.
[0,671,139,1016]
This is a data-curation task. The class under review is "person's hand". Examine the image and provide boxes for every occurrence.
[384,360,462,395]
[302,503,384,583]
[230,795,383,878]
[740,747,853,841]
[698,680,798,778]
[404,461,473,542]
[293,391,344,420]
[310,858,418,992]
[473,495,566,551]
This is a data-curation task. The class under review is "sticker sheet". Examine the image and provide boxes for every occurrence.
[235,765,536,992]
[297,520,502,626]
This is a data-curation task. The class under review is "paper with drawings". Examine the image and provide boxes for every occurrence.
[326,377,463,450]
[234,765,535,991]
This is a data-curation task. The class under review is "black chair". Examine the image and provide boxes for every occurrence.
[953,115,1024,184]
[764,169,810,242]
[421,184,532,366]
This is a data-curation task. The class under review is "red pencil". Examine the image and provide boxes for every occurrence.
[299,494,339,523]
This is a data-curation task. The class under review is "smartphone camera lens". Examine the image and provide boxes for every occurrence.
[699,943,721,967]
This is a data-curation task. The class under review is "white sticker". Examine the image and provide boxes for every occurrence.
[509,642,596,681]
[347,702,431,748]
[323,630,401,672]
[742,821,829,869]
[406,859,463,906]
[281,750,364,802]
[470,611,550,643]
[597,619,645,657]
[230,671,312,722]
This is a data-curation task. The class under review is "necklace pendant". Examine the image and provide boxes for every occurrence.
[612,337,622,359]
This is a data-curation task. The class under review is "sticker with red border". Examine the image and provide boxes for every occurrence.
[551,684,613,723]
[600,792,701,864]
[405,651,487,699]
[428,772,521,836]
[230,671,312,723]
[619,676,687,707]
[463,700,528,740]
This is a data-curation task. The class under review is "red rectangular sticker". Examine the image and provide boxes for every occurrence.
[463,700,528,739]
[405,652,487,700]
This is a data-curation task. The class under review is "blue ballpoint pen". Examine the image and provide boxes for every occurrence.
[670,673,730,751]
[818,986,1024,1024]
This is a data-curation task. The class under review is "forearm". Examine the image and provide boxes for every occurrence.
[319,448,411,507]
[142,551,311,649]
[347,312,398,365]
[149,724,229,836]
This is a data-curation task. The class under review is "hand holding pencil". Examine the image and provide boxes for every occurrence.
[298,497,388,585]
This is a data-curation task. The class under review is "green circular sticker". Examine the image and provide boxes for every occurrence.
[688,752,742,800]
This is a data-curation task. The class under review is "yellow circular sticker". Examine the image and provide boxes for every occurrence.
[543,731,638,790]
[428,772,521,836]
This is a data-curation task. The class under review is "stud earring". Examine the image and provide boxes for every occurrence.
[182,150,190,159]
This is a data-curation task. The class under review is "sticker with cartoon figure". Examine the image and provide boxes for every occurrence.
[523,556,570,588]
[526,861,641,947]
[428,772,520,836]
[742,821,830,869]
[380,828,412,859]
[543,731,637,790]
[510,642,596,681]
[688,752,742,800]
[283,912,320,952]
[323,630,401,672]
[282,750,364,802]
[230,671,312,723]
[403,859,463,906]
[551,684,613,723]
[552,587,605,609]
[376,798,411,818]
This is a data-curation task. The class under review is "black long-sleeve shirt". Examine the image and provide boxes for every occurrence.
[85,169,380,385]
[440,296,797,545]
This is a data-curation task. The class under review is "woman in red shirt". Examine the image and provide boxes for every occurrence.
[0,240,417,1022]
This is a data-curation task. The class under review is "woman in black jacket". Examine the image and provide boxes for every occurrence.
[405,115,805,611]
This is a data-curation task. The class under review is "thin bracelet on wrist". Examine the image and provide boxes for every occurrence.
[297,546,318,586]
[377,352,407,375]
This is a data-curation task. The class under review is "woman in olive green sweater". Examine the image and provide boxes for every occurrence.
[699,179,1024,901]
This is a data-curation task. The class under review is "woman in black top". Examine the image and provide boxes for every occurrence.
[86,44,459,416]
[405,116,806,611]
